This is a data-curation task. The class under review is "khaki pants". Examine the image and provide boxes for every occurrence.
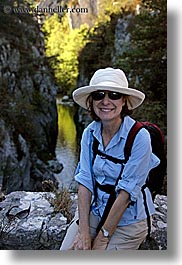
[60,211,149,250]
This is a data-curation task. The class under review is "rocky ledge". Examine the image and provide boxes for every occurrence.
[0,191,167,250]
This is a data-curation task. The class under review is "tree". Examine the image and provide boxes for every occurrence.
[115,0,167,132]
[43,13,89,94]
[117,0,166,99]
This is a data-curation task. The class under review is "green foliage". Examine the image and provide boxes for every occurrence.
[116,0,166,96]
[43,14,89,94]
[78,15,119,80]
[42,0,139,94]
[114,0,167,131]
[42,0,166,132]
[97,0,140,22]
[132,100,166,134]
[76,1,141,86]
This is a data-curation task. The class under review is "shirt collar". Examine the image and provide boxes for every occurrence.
[88,116,135,149]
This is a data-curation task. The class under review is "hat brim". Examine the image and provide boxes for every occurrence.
[72,85,145,110]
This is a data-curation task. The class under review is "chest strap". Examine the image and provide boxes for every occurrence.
[96,181,115,194]
[95,181,135,207]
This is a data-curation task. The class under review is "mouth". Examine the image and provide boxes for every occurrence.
[99,108,114,112]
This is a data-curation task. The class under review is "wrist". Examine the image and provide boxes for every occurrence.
[78,223,90,234]
[100,226,111,239]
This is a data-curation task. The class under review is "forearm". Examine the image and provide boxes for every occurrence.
[103,189,130,236]
[68,184,92,250]
[92,189,130,250]
[78,184,92,233]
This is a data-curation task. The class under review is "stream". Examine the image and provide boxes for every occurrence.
[55,101,80,190]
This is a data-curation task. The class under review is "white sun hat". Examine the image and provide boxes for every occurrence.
[72,67,145,110]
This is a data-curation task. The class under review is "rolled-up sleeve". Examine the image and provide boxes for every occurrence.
[116,128,160,202]
[75,128,94,194]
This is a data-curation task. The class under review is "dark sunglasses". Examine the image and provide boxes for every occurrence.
[91,91,123,101]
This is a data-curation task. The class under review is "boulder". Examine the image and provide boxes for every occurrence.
[139,195,167,250]
[0,191,68,250]
[0,191,167,250]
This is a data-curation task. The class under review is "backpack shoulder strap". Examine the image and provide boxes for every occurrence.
[124,121,144,162]
[92,137,99,165]
[92,136,126,164]
[92,121,144,165]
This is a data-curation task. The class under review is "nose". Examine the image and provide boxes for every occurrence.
[101,93,110,104]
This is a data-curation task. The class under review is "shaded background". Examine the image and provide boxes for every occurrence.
[0,0,166,195]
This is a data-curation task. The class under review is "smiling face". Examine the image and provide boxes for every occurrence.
[92,90,126,124]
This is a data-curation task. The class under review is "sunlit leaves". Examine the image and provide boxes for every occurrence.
[43,14,89,93]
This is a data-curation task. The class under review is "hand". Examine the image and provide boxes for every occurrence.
[92,231,109,250]
[68,231,92,250]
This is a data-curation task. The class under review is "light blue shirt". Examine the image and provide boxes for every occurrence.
[75,116,160,226]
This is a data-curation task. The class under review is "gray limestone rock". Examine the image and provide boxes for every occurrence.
[0,191,68,250]
[0,192,167,250]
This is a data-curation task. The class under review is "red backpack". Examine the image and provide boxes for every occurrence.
[124,121,166,199]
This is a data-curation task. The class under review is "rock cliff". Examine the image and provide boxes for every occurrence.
[0,0,62,193]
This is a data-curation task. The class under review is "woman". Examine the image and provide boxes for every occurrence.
[60,67,160,250]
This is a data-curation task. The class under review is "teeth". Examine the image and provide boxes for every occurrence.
[101,109,112,112]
